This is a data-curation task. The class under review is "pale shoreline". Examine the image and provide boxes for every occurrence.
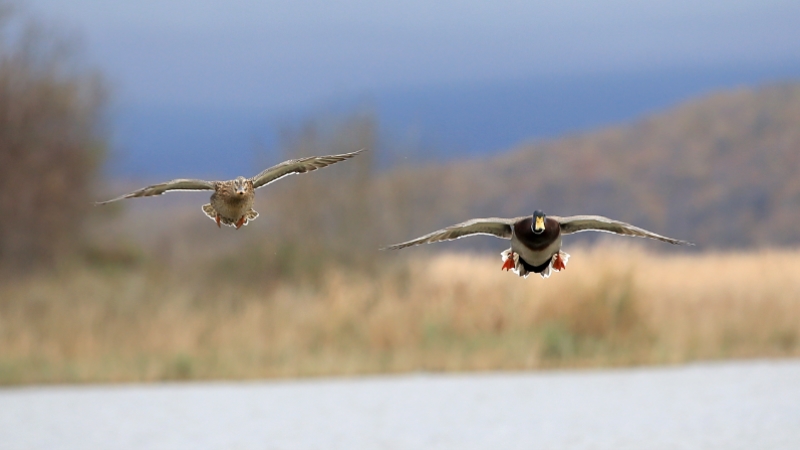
[2,359,798,449]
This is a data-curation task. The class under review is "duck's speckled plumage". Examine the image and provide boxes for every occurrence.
[96,150,364,229]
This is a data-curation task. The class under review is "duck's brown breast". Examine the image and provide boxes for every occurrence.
[513,217,561,251]
[211,190,253,220]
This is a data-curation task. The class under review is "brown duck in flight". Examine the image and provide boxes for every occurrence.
[384,210,693,278]
[96,150,363,229]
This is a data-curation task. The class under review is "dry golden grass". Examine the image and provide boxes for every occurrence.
[1,245,799,385]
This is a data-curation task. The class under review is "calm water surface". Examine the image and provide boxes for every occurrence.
[1,360,799,449]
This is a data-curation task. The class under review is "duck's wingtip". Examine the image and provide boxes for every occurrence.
[341,148,367,157]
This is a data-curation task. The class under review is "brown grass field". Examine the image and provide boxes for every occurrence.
[1,244,798,385]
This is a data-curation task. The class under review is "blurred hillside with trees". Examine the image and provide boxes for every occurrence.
[86,84,800,285]
[0,3,106,272]
[392,84,800,248]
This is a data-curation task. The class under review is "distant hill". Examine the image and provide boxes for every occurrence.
[102,84,800,251]
[107,63,800,178]
[385,84,800,248]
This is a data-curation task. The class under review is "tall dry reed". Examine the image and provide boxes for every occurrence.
[1,245,798,385]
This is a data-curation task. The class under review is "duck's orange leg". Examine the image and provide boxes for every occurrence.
[552,253,566,271]
[234,216,246,229]
[215,214,221,228]
[501,255,516,271]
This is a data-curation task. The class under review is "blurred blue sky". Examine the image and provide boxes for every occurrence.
[25,0,800,177]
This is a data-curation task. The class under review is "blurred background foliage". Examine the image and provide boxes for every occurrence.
[0,4,105,272]
[0,1,799,385]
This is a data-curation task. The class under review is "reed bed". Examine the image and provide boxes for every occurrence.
[1,245,798,385]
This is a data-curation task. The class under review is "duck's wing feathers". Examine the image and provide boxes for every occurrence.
[95,179,216,205]
[553,215,693,245]
[250,149,364,189]
[382,217,520,250]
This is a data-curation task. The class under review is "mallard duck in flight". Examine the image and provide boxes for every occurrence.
[384,210,693,278]
[96,149,364,229]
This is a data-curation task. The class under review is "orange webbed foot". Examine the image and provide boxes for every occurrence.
[234,216,246,229]
[501,256,516,271]
[552,253,566,271]
[215,214,221,228]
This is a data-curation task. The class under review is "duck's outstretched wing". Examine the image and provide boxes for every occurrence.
[553,215,693,245]
[250,149,364,189]
[95,179,216,205]
[382,217,520,250]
